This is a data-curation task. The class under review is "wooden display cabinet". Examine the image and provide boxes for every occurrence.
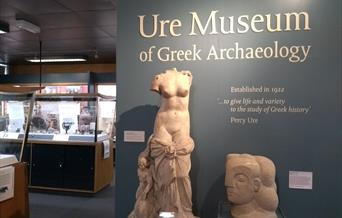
[24,140,114,193]
[0,162,29,218]
[23,93,115,193]
[0,90,36,218]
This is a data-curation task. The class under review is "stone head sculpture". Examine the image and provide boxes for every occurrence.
[225,154,278,218]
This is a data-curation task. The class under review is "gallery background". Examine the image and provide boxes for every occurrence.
[116,0,342,217]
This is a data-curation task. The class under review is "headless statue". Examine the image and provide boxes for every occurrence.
[225,154,279,218]
[129,68,197,218]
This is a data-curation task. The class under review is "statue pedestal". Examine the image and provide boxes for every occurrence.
[217,201,286,218]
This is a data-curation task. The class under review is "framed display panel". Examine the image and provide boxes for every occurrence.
[39,84,88,94]
[2,84,88,94]
[97,84,116,97]
[0,91,35,162]
[97,84,116,142]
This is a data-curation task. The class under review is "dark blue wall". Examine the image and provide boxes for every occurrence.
[116,1,341,217]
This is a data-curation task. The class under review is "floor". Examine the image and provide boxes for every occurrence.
[29,171,115,218]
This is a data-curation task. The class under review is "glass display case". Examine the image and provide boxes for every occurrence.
[0,91,35,163]
[25,93,115,193]
[28,93,115,143]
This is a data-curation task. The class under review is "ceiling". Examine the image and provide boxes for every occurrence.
[0,0,116,65]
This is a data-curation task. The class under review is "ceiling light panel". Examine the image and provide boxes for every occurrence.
[16,19,40,34]
[26,57,87,63]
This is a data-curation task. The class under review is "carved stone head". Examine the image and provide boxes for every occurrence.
[138,156,149,169]
[225,154,278,218]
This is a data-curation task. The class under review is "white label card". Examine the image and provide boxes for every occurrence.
[0,132,19,139]
[103,140,110,159]
[4,132,19,139]
[52,134,69,141]
[124,131,145,142]
[289,171,313,190]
